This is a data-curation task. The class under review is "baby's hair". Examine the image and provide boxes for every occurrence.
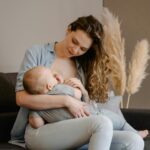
[23,66,48,94]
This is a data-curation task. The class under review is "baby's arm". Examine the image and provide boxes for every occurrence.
[29,111,45,129]
[64,78,89,102]
[50,84,82,100]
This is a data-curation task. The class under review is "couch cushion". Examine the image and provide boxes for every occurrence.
[0,72,19,112]
[0,112,17,142]
[97,93,125,121]
[144,135,150,150]
[0,143,25,150]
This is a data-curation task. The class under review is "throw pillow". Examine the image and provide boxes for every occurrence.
[97,91,125,120]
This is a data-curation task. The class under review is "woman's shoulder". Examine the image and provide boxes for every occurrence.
[26,42,55,55]
[24,42,55,64]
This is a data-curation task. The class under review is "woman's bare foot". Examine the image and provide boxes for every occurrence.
[138,130,149,138]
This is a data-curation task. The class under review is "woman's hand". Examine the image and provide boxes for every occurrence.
[65,95,90,118]
[64,78,86,93]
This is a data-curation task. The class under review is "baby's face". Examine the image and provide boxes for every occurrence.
[45,69,63,90]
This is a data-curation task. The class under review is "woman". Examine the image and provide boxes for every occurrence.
[11,15,144,150]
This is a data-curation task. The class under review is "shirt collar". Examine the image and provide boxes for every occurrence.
[47,42,56,53]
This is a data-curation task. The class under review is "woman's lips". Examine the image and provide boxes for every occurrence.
[67,48,74,56]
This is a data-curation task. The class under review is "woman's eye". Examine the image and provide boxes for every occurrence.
[81,48,86,52]
[72,39,78,45]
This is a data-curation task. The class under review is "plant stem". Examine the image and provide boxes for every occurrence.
[126,94,131,108]
[120,98,124,108]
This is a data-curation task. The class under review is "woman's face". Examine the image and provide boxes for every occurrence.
[63,29,93,57]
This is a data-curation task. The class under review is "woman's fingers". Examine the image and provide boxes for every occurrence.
[75,112,85,118]
[64,78,81,87]
[78,109,86,118]
[66,81,77,86]
[75,107,90,118]
[76,113,82,118]
[67,96,90,118]
[81,102,90,116]
[84,109,90,116]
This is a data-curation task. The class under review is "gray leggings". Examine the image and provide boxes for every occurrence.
[25,114,144,150]
[35,108,137,132]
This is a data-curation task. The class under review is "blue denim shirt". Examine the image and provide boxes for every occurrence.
[10,42,85,144]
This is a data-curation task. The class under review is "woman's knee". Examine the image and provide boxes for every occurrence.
[90,115,113,133]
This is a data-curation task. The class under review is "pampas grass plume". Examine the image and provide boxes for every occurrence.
[102,8,126,97]
[126,39,150,108]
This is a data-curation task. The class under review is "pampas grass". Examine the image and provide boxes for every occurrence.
[126,39,150,108]
[102,8,126,107]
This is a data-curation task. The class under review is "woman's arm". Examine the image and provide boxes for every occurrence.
[16,90,90,117]
[16,90,69,110]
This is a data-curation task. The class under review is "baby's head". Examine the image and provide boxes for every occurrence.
[23,66,63,94]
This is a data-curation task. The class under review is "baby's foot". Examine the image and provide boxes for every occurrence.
[138,130,149,138]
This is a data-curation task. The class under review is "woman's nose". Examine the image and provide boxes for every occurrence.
[72,46,80,54]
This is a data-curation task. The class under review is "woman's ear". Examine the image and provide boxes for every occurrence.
[66,27,71,35]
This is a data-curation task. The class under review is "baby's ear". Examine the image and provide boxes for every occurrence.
[47,84,52,91]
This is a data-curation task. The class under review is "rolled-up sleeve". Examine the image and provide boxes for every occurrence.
[15,47,38,91]
[15,42,60,92]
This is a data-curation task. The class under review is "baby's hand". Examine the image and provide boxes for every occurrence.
[64,78,85,93]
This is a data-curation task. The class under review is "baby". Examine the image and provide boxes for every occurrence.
[23,66,89,128]
[23,66,149,138]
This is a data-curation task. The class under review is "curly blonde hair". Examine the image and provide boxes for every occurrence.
[69,15,111,102]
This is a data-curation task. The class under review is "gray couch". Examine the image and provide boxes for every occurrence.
[0,72,150,150]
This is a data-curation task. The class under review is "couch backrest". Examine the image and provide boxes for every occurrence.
[0,72,19,112]
[0,72,19,142]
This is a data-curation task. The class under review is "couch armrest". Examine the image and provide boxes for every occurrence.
[122,108,150,130]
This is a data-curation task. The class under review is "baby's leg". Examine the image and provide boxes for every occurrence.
[29,111,45,128]
[39,108,73,123]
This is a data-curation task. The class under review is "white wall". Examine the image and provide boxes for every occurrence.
[0,0,103,72]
